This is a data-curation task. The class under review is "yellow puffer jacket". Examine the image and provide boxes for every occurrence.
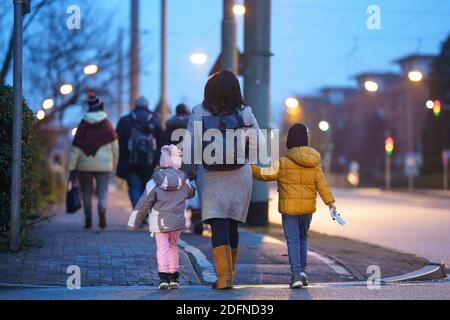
[251,147,335,215]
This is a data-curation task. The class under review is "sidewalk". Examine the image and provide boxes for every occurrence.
[0,185,435,289]
[0,187,199,287]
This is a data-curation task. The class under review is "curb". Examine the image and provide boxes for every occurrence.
[381,261,448,283]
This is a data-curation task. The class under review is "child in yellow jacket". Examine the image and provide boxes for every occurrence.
[252,123,336,289]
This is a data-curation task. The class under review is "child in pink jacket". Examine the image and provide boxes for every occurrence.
[128,145,196,289]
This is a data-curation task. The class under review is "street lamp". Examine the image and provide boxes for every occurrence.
[42,98,54,110]
[60,83,73,95]
[285,97,300,109]
[190,52,208,65]
[408,70,423,82]
[36,110,46,121]
[233,4,246,16]
[71,127,78,137]
[426,100,435,109]
[319,120,330,132]
[83,64,99,76]
[364,80,379,92]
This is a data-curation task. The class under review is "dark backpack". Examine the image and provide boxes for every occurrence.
[202,112,249,171]
[128,112,157,168]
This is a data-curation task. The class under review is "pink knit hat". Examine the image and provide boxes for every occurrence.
[160,145,183,169]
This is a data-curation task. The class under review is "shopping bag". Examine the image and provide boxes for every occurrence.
[66,175,82,214]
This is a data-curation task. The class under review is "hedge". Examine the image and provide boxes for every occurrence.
[0,83,39,243]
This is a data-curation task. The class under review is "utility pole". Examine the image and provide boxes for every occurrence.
[117,28,125,120]
[221,0,238,74]
[244,0,272,227]
[130,0,140,110]
[10,0,31,252]
[156,0,169,126]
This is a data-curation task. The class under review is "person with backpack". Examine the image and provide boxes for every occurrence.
[116,96,163,208]
[68,93,119,229]
[163,103,191,146]
[185,70,264,290]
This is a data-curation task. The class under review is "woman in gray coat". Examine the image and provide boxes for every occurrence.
[186,70,263,290]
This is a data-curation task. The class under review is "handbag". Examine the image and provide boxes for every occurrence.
[66,173,82,214]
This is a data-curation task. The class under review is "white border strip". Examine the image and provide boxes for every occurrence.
[243,230,352,276]
[178,239,217,283]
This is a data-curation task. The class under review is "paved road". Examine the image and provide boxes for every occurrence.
[1,279,449,300]
[268,187,450,264]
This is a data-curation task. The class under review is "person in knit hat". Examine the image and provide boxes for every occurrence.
[68,92,119,230]
[251,123,337,289]
[127,144,196,290]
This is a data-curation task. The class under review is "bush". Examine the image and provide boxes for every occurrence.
[0,83,39,243]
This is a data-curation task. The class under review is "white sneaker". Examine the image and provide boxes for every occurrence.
[300,272,309,287]
[290,275,303,289]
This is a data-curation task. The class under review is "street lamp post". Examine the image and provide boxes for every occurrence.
[156,0,169,125]
[319,121,332,176]
[244,0,272,227]
[222,0,238,74]
[10,0,31,252]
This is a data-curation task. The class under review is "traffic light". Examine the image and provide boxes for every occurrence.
[385,137,394,156]
[433,100,441,117]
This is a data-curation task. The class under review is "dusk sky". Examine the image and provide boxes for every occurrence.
[112,0,450,123]
[2,0,450,125]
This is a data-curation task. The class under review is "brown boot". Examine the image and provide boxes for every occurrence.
[99,208,107,229]
[231,248,238,281]
[212,245,233,290]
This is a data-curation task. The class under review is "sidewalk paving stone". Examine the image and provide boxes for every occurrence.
[0,189,200,287]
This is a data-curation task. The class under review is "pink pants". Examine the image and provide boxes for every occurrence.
[155,231,181,273]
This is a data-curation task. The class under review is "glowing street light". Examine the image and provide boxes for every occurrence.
[285,97,300,109]
[60,83,73,95]
[36,110,46,121]
[408,70,423,82]
[42,98,54,110]
[71,127,78,137]
[83,64,99,76]
[364,80,379,92]
[319,121,330,132]
[426,100,435,110]
[233,4,246,16]
[190,52,208,65]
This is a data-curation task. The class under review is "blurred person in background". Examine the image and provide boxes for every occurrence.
[116,96,164,209]
[68,92,119,230]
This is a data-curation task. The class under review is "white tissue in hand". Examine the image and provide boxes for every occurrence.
[330,208,346,226]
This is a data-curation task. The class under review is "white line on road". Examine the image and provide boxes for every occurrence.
[243,230,352,277]
[178,239,217,283]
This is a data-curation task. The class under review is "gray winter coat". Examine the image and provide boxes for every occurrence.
[186,104,263,223]
[127,168,196,233]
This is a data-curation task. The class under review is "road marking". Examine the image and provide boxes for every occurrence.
[178,239,217,283]
[243,230,352,277]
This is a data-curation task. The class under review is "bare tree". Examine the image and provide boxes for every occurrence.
[23,1,121,128]
[0,0,53,82]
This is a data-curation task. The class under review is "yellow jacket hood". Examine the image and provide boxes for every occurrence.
[286,147,321,168]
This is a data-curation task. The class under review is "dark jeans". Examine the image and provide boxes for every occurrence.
[126,172,152,208]
[208,218,239,249]
[282,214,313,276]
[78,172,110,220]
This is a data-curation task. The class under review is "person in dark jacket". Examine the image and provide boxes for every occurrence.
[163,103,191,146]
[116,96,163,208]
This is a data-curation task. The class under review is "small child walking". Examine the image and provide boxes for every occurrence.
[251,123,337,289]
[128,145,196,290]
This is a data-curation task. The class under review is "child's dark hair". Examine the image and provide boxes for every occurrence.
[287,123,309,149]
